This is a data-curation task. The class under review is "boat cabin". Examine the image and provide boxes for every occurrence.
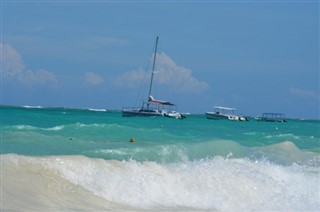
[258,113,287,122]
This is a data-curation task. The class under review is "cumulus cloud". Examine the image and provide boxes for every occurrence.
[115,52,209,93]
[289,87,318,100]
[24,69,57,84]
[1,43,25,77]
[0,43,57,84]
[156,52,209,93]
[84,72,104,85]
[114,68,146,88]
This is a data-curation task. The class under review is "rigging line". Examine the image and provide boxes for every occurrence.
[147,36,159,100]
[133,38,157,106]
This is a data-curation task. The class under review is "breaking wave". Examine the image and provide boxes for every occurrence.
[1,154,319,211]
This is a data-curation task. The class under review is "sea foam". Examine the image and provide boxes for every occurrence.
[2,154,319,211]
[13,125,64,131]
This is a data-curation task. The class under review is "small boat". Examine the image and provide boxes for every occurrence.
[122,37,184,119]
[164,110,186,119]
[205,106,248,121]
[255,113,287,122]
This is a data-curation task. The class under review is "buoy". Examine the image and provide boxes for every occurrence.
[130,137,135,143]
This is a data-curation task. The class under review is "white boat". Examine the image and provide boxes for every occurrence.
[122,37,185,119]
[205,106,248,121]
[164,110,185,119]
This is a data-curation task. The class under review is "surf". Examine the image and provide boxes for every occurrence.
[1,106,319,210]
[1,154,319,211]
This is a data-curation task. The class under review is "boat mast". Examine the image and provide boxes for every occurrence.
[147,36,159,100]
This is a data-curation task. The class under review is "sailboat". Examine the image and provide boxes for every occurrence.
[122,36,185,119]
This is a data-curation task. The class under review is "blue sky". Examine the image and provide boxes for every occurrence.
[1,1,319,119]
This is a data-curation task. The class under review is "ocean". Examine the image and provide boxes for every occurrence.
[1,105,319,211]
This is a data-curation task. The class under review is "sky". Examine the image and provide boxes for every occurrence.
[1,1,319,119]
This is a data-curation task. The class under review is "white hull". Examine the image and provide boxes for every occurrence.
[206,112,248,121]
[164,111,186,119]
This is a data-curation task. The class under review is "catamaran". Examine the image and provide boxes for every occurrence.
[122,37,185,119]
[205,106,248,121]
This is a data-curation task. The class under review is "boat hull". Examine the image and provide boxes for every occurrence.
[122,108,185,119]
[122,108,163,117]
[164,111,186,119]
[205,112,247,121]
[205,112,229,120]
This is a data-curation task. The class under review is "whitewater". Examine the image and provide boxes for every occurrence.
[1,106,319,211]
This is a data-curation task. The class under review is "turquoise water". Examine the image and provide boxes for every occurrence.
[1,105,320,211]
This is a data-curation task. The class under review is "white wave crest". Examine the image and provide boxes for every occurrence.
[13,125,64,131]
[23,105,43,109]
[2,154,319,211]
[45,126,64,131]
[87,108,107,112]
[15,125,36,130]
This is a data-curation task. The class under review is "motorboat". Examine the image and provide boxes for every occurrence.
[206,106,248,121]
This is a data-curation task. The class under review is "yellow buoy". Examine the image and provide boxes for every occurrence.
[130,137,135,143]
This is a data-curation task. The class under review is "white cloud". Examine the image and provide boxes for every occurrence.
[115,52,209,93]
[1,43,25,77]
[289,87,318,100]
[156,52,209,93]
[24,69,57,84]
[0,43,57,84]
[114,68,146,88]
[84,72,104,85]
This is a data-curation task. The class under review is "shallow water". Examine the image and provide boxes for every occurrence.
[1,106,319,211]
